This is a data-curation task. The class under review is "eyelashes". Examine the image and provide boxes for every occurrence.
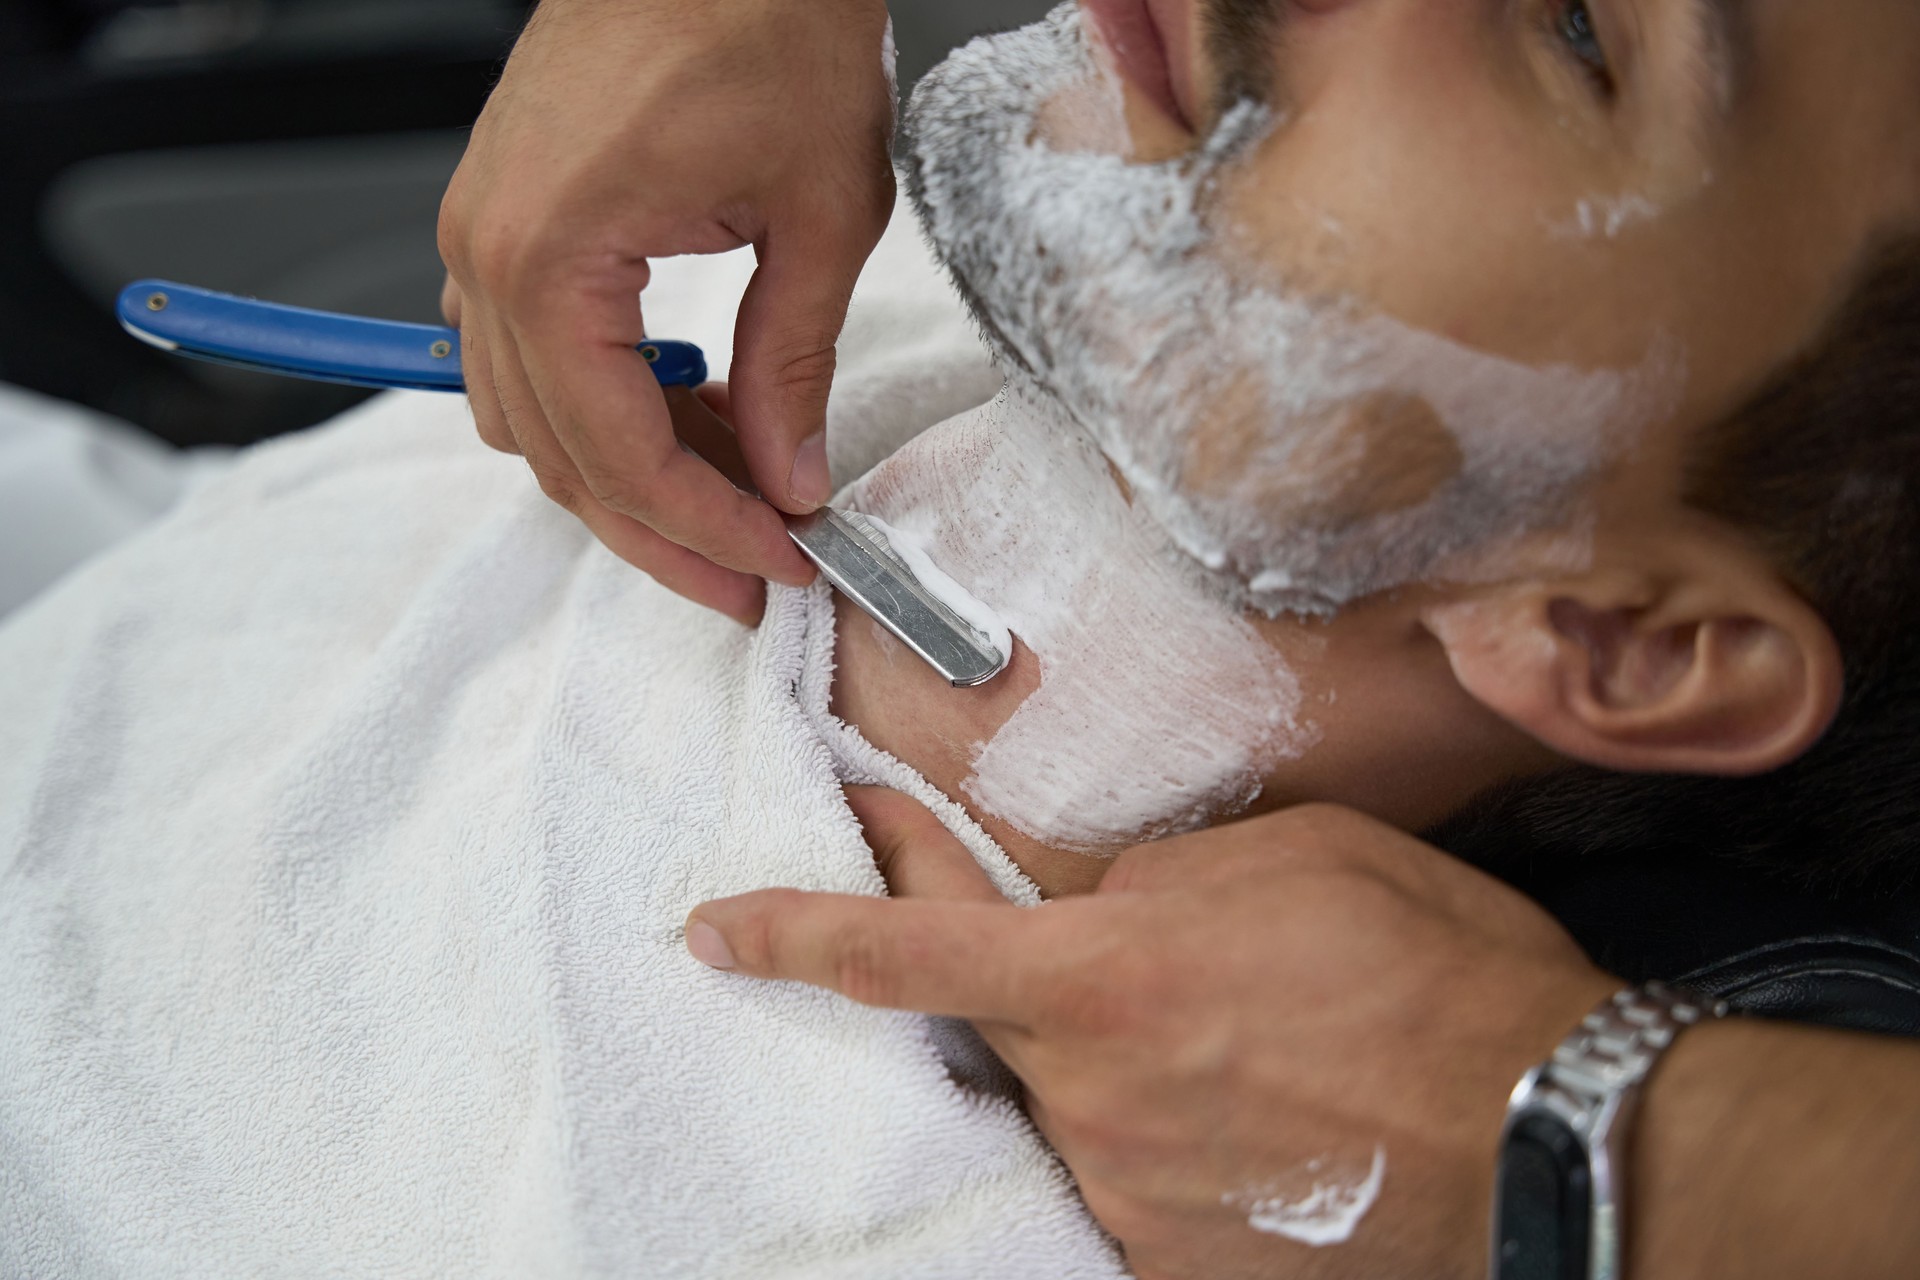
[1553,0,1617,96]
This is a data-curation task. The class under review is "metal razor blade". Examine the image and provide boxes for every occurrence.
[115,279,1010,689]
[786,508,1008,688]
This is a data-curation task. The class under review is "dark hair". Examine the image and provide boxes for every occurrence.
[1429,239,1920,895]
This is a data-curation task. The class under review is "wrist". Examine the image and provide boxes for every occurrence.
[1574,1001,1920,1280]
[1491,980,1728,1280]
[1622,1016,1758,1278]
[1627,1015,1920,1280]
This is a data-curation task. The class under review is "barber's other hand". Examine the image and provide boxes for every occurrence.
[687,795,1619,1280]
[438,0,897,624]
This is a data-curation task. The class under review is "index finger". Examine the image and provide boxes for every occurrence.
[685,891,1042,1025]
[509,283,816,586]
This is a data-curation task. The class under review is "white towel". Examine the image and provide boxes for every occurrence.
[0,383,230,620]
[0,209,1125,1278]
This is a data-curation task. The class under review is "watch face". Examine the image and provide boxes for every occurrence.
[1493,1113,1592,1280]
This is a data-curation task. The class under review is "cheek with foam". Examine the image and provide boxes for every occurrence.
[849,389,1310,854]
[1113,308,1679,614]
[1031,28,1132,158]
[905,3,1683,617]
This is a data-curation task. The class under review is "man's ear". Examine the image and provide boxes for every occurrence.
[1422,553,1845,777]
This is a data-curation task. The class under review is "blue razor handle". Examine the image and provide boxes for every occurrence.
[115,280,708,392]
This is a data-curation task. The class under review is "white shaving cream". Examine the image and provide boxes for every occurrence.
[849,387,1307,853]
[855,512,1013,664]
[1553,192,1663,240]
[854,4,1674,849]
[1226,1146,1388,1248]
[904,5,1675,618]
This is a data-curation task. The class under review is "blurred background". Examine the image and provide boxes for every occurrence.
[0,0,1052,449]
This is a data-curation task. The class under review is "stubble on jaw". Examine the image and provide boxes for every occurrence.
[1203,0,1289,121]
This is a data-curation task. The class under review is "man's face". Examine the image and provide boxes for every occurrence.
[904,0,1920,611]
[1180,0,1919,431]
[857,0,1918,859]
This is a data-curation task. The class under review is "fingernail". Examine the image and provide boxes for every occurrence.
[787,432,831,511]
[686,920,737,971]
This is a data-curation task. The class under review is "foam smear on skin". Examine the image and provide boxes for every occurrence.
[866,3,1667,848]
[848,388,1307,854]
[1553,193,1663,240]
[904,4,1675,617]
[854,512,1013,665]
[1225,1146,1389,1247]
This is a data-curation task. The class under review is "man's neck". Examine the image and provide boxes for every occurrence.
[829,592,1110,898]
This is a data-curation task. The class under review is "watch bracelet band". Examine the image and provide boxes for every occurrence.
[1491,981,1730,1280]
[1544,981,1730,1102]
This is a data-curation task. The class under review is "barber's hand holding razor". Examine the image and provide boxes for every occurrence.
[686,793,1920,1280]
[438,0,897,624]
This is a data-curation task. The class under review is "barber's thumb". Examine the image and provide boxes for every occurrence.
[844,787,1006,904]
[730,251,862,514]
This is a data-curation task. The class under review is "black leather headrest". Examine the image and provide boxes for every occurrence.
[1493,852,1920,1039]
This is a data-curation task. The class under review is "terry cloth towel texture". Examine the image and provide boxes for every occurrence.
[0,382,231,620]
[0,207,1128,1278]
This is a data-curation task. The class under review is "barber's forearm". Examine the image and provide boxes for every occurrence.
[1630,1017,1920,1280]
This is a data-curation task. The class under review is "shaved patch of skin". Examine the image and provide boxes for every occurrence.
[1183,389,1465,527]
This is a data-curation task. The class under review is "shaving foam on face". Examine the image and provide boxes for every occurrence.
[1552,193,1663,240]
[861,4,1677,850]
[1226,1146,1388,1247]
[904,5,1677,617]
[854,512,1013,664]
[848,387,1307,854]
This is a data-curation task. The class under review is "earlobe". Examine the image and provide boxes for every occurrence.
[1426,572,1844,778]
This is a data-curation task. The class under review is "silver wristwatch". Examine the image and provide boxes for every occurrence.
[1489,981,1729,1280]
